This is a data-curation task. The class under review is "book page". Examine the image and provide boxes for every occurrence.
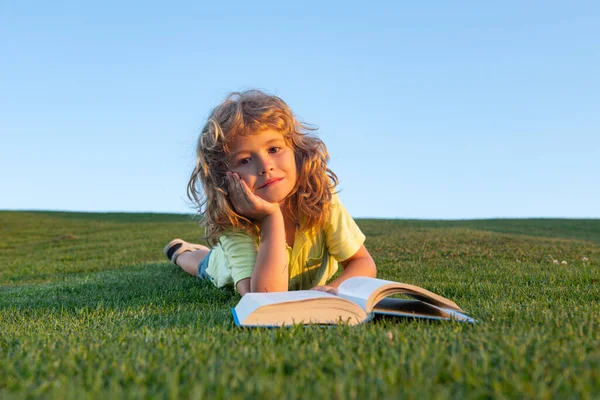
[246,290,336,306]
[337,276,389,302]
[374,298,476,322]
[373,298,449,318]
[234,290,338,325]
[233,290,367,327]
[337,277,463,312]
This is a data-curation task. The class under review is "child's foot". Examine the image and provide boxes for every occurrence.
[163,239,206,266]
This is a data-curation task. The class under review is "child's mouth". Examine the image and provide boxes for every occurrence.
[257,177,283,189]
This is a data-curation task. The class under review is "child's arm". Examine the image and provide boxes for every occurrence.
[227,172,288,293]
[312,244,377,293]
[252,209,288,292]
[236,278,251,296]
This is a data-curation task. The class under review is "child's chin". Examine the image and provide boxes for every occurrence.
[256,187,292,204]
[262,196,283,204]
[261,193,287,204]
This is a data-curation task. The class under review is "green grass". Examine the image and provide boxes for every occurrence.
[1,211,599,399]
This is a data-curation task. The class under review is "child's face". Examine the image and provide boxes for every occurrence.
[227,129,298,205]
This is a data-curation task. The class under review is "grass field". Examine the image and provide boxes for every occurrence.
[1,211,599,399]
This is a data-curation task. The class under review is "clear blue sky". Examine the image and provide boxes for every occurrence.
[2,1,599,219]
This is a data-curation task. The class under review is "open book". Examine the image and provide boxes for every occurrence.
[232,277,475,327]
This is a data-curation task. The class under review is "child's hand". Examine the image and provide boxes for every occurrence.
[311,285,338,295]
[226,172,280,220]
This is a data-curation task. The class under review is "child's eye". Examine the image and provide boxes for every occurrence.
[239,158,251,165]
[268,147,280,154]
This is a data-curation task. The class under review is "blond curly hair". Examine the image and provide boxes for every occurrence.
[187,90,338,245]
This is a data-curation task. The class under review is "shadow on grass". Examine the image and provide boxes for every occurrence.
[0,264,238,329]
[372,313,445,324]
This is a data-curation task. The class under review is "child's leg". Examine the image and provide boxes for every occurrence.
[163,239,210,277]
[176,249,210,276]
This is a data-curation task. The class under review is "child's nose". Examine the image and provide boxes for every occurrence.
[259,165,274,175]
[258,157,274,175]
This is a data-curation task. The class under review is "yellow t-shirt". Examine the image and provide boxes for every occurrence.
[205,193,365,290]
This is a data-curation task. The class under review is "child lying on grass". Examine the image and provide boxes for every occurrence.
[164,90,376,296]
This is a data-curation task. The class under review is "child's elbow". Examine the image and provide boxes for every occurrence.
[368,261,378,278]
[236,278,251,296]
[362,251,377,278]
